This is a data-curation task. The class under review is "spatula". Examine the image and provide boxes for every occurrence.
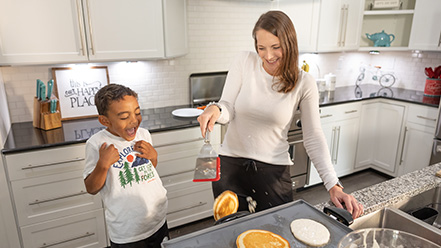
[193,130,220,182]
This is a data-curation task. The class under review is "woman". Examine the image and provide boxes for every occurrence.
[198,10,363,219]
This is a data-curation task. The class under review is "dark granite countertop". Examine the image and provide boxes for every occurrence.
[2,85,439,154]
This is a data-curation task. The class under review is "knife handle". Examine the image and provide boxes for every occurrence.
[40,84,46,101]
[47,79,53,99]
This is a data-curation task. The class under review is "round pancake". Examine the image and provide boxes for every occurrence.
[213,190,239,221]
[236,229,290,248]
[290,219,330,247]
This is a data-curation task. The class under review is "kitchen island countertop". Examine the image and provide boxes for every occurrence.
[2,84,439,154]
[314,163,441,217]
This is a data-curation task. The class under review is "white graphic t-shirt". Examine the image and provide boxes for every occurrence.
[83,128,168,244]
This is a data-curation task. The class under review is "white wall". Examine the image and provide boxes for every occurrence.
[1,0,441,123]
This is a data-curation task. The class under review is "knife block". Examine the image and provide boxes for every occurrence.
[33,97,62,130]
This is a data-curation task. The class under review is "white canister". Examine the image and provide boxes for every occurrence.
[316,79,326,93]
[325,73,336,91]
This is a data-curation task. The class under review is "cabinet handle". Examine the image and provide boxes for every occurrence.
[21,157,85,170]
[416,115,436,122]
[341,4,349,47]
[338,5,345,46]
[161,169,195,178]
[154,137,204,148]
[29,191,88,206]
[345,110,357,114]
[167,201,207,215]
[399,126,408,165]
[85,0,95,55]
[334,126,341,164]
[330,127,336,164]
[40,232,95,248]
[75,0,86,56]
[438,31,441,47]
[320,114,333,119]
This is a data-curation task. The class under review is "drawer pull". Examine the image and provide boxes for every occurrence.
[167,201,207,215]
[154,138,204,148]
[345,110,358,114]
[21,157,85,170]
[29,191,88,205]
[40,232,95,248]
[161,169,195,178]
[416,115,436,122]
[320,114,333,118]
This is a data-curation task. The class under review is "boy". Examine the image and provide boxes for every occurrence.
[83,84,168,248]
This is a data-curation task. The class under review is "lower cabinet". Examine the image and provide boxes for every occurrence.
[308,102,361,186]
[355,100,406,176]
[152,125,221,228]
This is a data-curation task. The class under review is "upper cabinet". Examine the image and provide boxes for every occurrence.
[0,0,187,65]
[277,0,364,53]
[316,0,364,52]
[408,0,441,51]
[359,0,416,51]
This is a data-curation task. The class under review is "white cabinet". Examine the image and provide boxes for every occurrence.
[397,104,437,176]
[317,0,365,52]
[308,102,361,186]
[409,0,441,51]
[152,125,221,228]
[276,0,320,52]
[3,143,107,248]
[355,100,406,176]
[277,0,364,52]
[0,0,187,65]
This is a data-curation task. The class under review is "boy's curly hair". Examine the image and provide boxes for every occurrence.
[95,84,138,116]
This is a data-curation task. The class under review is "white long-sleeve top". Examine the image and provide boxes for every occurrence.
[216,51,338,191]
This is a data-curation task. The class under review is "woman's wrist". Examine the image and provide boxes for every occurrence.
[206,102,222,113]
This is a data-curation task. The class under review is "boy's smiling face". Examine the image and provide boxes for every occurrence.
[98,95,142,141]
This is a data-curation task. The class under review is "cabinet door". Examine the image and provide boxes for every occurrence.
[398,123,435,176]
[409,0,441,51]
[0,0,88,65]
[334,117,359,177]
[317,0,364,52]
[84,0,165,61]
[277,0,320,52]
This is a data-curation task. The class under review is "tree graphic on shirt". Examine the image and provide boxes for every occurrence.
[123,162,134,186]
[134,167,140,183]
[119,171,127,188]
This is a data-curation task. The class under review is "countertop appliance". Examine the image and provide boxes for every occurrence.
[288,111,310,189]
[430,102,441,164]
[190,71,227,107]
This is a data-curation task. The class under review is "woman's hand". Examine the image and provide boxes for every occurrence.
[197,105,221,137]
[134,140,158,167]
[329,185,364,219]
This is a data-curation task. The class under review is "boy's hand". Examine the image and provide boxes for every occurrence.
[98,143,119,168]
[134,140,158,167]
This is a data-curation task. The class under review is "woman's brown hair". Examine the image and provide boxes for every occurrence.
[252,11,299,93]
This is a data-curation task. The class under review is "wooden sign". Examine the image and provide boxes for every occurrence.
[52,66,109,120]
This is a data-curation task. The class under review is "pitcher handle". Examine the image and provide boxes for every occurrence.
[389,34,395,42]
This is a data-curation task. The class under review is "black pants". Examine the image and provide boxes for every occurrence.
[212,155,293,212]
[110,221,169,248]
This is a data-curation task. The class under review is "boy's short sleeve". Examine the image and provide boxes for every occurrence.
[83,138,100,179]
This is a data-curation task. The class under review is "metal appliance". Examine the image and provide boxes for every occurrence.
[430,103,441,164]
[190,71,227,107]
[288,111,310,189]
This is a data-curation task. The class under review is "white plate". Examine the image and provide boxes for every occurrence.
[171,108,203,117]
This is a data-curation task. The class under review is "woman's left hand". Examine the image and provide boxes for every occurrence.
[329,185,364,219]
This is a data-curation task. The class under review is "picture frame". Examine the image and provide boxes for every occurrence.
[52,66,109,121]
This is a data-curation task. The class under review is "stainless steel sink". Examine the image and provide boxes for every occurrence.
[350,186,441,245]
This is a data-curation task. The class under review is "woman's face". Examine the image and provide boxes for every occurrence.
[256,29,283,76]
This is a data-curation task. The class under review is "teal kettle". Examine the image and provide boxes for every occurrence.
[366,30,395,47]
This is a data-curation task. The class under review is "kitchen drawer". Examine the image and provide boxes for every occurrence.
[291,174,307,190]
[407,104,437,128]
[319,102,361,123]
[166,185,214,228]
[5,144,86,180]
[152,125,221,148]
[11,170,102,226]
[20,209,107,248]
